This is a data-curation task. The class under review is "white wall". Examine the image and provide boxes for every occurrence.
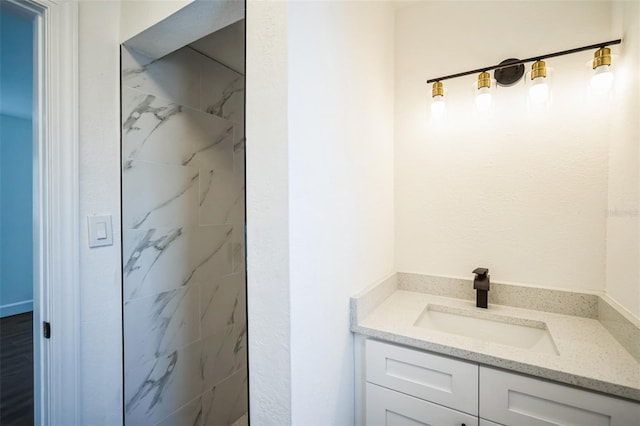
[246,1,396,424]
[78,2,123,423]
[607,0,640,318]
[245,1,292,424]
[288,1,395,424]
[78,1,210,423]
[395,1,615,292]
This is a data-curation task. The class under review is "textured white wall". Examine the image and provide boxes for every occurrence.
[78,2,123,423]
[607,1,640,319]
[78,1,212,423]
[395,1,614,292]
[245,1,292,424]
[288,1,395,424]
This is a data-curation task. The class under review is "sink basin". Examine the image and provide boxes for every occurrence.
[414,304,559,355]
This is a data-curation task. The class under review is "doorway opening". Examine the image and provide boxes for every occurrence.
[1,0,79,424]
[0,4,36,424]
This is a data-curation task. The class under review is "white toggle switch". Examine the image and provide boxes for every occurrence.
[88,215,113,248]
[96,222,108,240]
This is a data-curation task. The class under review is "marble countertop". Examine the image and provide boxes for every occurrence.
[352,286,640,402]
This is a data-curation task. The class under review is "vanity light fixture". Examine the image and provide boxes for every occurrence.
[591,47,613,93]
[425,39,621,110]
[528,60,550,105]
[475,72,493,112]
[431,81,446,116]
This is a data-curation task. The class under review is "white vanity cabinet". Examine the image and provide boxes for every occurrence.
[367,383,478,425]
[359,339,640,426]
[479,367,640,426]
[364,339,478,425]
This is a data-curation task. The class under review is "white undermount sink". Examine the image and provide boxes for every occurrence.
[414,304,559,355]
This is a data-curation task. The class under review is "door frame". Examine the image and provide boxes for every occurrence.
[3,0,79,424]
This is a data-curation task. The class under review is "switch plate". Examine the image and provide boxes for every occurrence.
[88,215,113,248]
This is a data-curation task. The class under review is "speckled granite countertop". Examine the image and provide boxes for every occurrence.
[351,274,640,402]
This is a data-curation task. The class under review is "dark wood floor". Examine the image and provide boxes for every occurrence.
[0,312,33,426]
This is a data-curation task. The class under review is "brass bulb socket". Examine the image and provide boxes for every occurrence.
[477,71,491,89]
[593,47,611,69]
[432,81,444,97]
[531,60,547,80]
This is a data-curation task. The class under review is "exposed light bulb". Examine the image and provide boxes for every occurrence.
[591,65,613,94]
[529,77,549,104]
[431,95,446,117]
[475,87,492,112]
[528,60,550,105]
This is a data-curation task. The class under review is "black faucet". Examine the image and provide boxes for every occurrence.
[473,268,490,308]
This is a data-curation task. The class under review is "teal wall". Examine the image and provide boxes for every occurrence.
[0,7,34,317]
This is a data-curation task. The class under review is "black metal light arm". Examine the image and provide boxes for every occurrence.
[426,39,622,84]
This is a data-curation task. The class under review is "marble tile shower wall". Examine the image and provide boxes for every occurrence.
[121,46,246,426]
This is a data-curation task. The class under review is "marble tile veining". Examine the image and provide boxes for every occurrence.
[233,124,245,179]
[123,225,232,301]
[125,286,200,370]
[154,396,202,426]
[231,225,245,275]
[122,47,201,110]
[200,273,246,339]
[125,340,203,426]
[201,58,245,124]
[122,87,235,173]
[202,324,247,390]
[123,161,199,229]
[199,166,242,226]
[202,369,248,426]
[122,42,247,426]
[232,125,245,273]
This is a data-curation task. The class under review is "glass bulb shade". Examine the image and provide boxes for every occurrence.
[475,86,492,111]
[529,76,549,104]
[431,95,446,116]
[591,65,613,93]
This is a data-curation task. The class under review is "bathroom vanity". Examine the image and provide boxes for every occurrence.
[351,273,640,426]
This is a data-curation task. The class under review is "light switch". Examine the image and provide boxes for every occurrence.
[96,222,108,240]
[88,215,113,248]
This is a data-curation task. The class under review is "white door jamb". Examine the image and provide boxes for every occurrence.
[4,0,80,424]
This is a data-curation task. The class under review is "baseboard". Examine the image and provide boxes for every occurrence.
[0,300,33,318]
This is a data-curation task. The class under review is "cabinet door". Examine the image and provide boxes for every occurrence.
[367,383,478,426]
[366,339,478,415]
[480,367,640,426]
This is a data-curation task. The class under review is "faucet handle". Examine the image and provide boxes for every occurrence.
[473,267,489,277]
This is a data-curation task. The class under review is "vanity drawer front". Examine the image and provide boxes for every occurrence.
[480,367,640,426]
[366,339,478,415]
[366,383,478,426]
